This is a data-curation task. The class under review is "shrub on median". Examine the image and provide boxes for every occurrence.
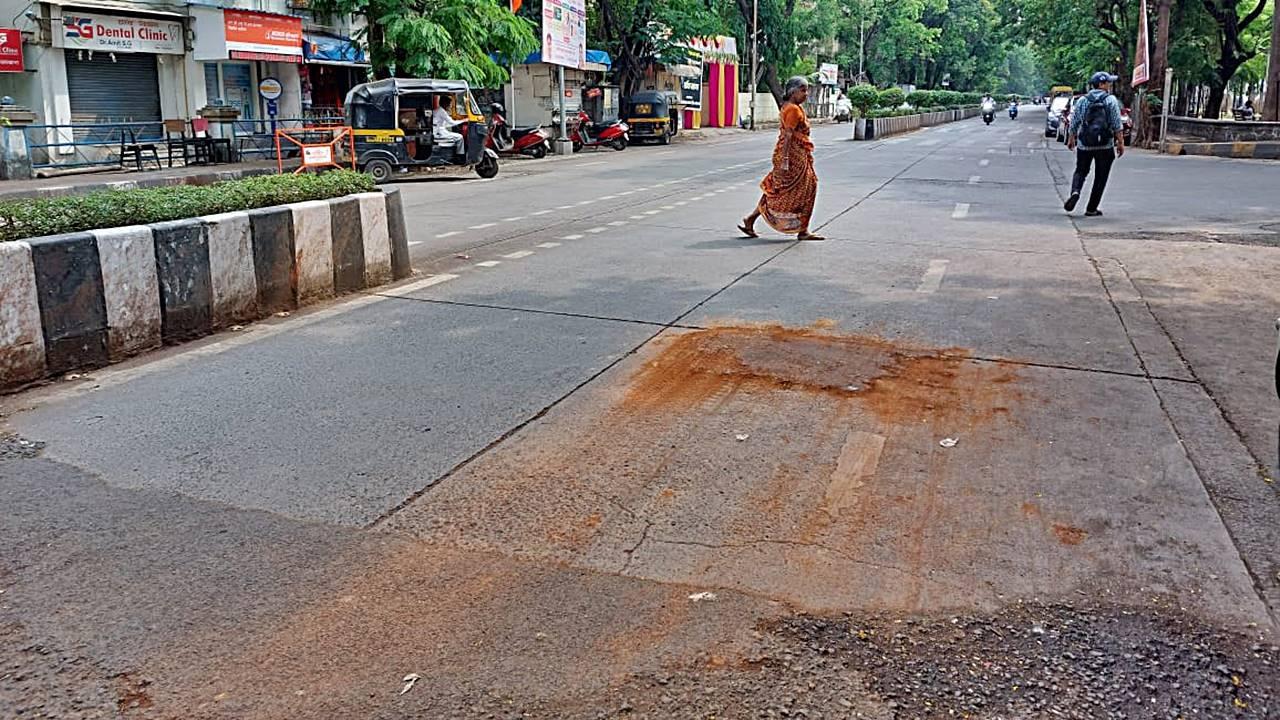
[0,170,376,242]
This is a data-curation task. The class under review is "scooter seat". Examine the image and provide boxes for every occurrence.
[511,126,542,134]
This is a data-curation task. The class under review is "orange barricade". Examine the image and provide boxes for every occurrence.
[274,126,356,174]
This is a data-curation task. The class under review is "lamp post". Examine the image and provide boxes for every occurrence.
[749,0,758,130]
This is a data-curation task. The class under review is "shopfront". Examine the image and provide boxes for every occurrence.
[686,36,739,128]
[192,7,304,122]
[301,32,368,118]
[56,9,185,123]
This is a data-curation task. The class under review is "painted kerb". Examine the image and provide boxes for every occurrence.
[1,192,412,390]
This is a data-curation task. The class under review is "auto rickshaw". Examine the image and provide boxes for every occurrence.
[624,90,680,145]
[344,78,500,183]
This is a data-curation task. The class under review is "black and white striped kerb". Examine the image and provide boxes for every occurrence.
[152,219,214,343]
[28,232,110,375]
[2,192,412,390]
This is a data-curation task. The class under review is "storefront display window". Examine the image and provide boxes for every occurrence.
[202,62,256,119]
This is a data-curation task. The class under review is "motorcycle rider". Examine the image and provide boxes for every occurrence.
[981,94,996,123]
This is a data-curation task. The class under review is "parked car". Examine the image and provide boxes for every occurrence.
[1045,94,1072,137]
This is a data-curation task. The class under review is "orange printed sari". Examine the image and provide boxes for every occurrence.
[758,103,817,234]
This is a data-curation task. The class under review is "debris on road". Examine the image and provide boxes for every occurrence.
[454,253,471,260]
[399,673,421,695]
[939,437,959,448]
[688,591,718,602]
[734,433,750,442]
[274,311,291,318]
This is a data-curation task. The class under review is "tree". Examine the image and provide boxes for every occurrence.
[315,0,538,87]
[594,0,728,97]
[1265,0,1280,119]
[1199,0,1270,117]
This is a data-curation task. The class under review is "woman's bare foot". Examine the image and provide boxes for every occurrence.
[797,231,825,241]
[737,219,759,238]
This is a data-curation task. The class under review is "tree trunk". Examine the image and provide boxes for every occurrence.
[1205,81,1228,118]
[1264,0,1280,121]
[1139,0,1173,146]
[764,64,785,106]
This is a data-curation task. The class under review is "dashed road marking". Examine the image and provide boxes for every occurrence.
[561,234,584,240]
[502,250,535,259]
[618,191,634,196]
[608,220,628,226]
[587,226,608,233]
[916,259,950,293]
[475,260,501,268]
[436,230,461,238]
[532,209,554,216]
[661,205,676,209]
[536,242,561,248]
[386,274,458,294]
[407,240,423,246]
[643,210,661,215]
[503,216,525,222]
[576,200,595,205]
[979,159,990,167]
[952,203,970,219]
[968,175,981,185]
[629,215,646,220]
[675,201,688,206]
[469,222,496,229]
[600,195,617,200]
[556,204,574,209]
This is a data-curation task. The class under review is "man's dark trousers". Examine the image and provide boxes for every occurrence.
[1071,148,1116,212]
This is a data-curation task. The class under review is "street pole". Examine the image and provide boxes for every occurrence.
[858,11,864,79]
[1263,0,1280,121]
[556,64,572,155]
[749,0,758,130]
[1159,67,1173,154]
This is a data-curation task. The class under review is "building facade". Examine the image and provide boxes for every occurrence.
[0,0,368,129]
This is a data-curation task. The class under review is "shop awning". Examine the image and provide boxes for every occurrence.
[303,33,369,66]
[518,49,612,70]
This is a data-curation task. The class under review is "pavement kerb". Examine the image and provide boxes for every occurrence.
[0,190,412,392]
[1163,140,1280,160]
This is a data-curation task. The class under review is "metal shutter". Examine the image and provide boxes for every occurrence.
[65,50,161,123]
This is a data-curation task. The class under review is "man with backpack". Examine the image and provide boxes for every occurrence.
[1065,72,1125,217]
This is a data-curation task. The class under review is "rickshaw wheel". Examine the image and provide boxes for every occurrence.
[476,155,500,179]
[659,132,671,146]
[364,159,393,184]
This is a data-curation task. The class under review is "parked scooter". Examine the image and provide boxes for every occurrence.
[1008,101,1018,120]
[487,104,552,158]
[566,109,629,151]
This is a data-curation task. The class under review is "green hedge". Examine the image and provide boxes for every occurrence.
[0,170,376,242]
[877,87,906,109]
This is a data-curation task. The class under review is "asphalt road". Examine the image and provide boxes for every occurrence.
[4,106,1280,718]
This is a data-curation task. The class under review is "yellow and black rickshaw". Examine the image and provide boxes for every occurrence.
[624,90,680,145]
[345,78,500,183]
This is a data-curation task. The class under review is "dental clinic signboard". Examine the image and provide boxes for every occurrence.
[542,0,586,69]
[61,12,184,54]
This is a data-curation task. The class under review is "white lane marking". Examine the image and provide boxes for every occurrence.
[407,240,423,247]
[600,194,617,199]
[661,205,676,209]
[952,203,970,219]
[618,190,634,196]
[635,187,650,191]
[532,209,554,216]
[986,148,998,154]
[475,260,501,268]
[675,201,688,206]
[469,222,497,229]
[979,159,990,167]
[436,230,461,238]
[629,215,646,220]
[556,204,574,209]
[968,175,981,185]
[560,234,584,240]
[587,226,608,233]
[502,216,525,222]
[643,210,661,215]
[384,274,459,295]
[503,250,535,259]
[916,259,950,294]
[576,200,595,205]
[607,220,628,227]
[536,242,561,248]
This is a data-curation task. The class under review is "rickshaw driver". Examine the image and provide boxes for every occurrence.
[433,95,464,155]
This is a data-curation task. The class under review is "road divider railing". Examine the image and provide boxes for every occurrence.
[0,188,411,390]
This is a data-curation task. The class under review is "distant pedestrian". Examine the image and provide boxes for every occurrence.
[739,76,824,241]
[1065,72,1125,217]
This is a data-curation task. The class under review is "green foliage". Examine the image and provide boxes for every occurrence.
[593,0,730,96]
[906,89,935,107]
[314,0,537,88]
[847,83,881,115]
[0,171,375,243]
[877,86,906,107]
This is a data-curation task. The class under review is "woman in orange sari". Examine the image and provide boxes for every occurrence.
[739,76,824,241]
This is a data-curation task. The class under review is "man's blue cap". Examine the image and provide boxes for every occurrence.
[1090,71,1119,86]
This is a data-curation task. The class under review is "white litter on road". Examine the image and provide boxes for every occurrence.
[688,592,718,602]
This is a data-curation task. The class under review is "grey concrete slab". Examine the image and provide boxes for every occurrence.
[9,297,656,526]
[385,327,1268,626]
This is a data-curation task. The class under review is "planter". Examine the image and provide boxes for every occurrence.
[853,117,866,140]
[1,188,412,390]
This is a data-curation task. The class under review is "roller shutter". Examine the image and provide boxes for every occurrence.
[65,50,161,123]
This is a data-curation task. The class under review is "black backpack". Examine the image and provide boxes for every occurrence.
[1080,95,1111,146]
